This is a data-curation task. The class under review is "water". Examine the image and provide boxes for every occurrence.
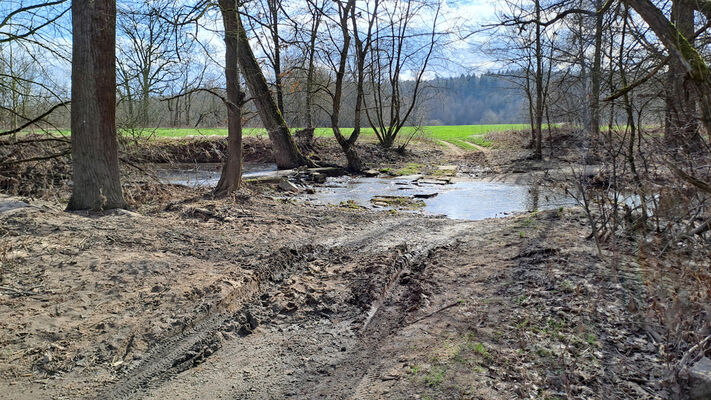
[303,176,576,221]
[156,163,279,186]
[155,164,577,221]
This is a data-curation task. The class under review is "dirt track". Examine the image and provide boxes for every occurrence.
[0,135,699,399]
[0,188,670,399]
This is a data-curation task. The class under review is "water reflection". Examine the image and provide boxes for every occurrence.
[305,177,576,221]
[156,163,279,186]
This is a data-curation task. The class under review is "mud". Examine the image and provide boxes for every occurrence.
[0,133,708,399]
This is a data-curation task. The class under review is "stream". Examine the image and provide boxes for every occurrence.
[156,164,577,221]
[303,176,576,220]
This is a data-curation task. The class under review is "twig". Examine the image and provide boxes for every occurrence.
[0,101,71,137]
[408,301,460,324]
[0,285,33,296]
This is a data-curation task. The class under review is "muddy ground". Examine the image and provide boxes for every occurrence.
[0,133,709,399]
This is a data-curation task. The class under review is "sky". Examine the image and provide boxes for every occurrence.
[0,0,505,97]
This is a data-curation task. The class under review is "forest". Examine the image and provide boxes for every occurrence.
[1,0,710,399]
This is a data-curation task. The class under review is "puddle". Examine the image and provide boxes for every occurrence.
[156,163,279,186]
[303,176,576,221]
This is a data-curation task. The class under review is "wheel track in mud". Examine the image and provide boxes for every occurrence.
[92,243,321,400]
[95,217,473,400]
[311,221,474,399]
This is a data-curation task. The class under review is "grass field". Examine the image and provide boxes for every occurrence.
[17,124,530,150]
[124,124,531,149]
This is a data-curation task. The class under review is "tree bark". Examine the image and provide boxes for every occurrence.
[664,0,701,147]
[68,0,126,211]
[625,0,711,135]
[214,0,244,196]
[590,0,604,139]
[534,0,544,160]
[234,10,311,169]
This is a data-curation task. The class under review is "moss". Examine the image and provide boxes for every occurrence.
[673,22,710,81]
[371,195,425,210]
[395,162,423,176]
[338,200,364,210]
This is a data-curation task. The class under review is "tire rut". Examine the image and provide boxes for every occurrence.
[93,244,321,400]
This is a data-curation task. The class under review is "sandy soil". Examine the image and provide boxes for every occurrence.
[0,135,706,399]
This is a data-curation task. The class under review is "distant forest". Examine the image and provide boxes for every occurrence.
[419,73,526,126]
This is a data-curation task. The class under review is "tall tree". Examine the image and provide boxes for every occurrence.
[664,0,700,146]
[214,0,245,196]
[234,9,312,169]
[68,0,126,210]
[624,0,711,136]
[328,0,363,171]
[590,0,605,139]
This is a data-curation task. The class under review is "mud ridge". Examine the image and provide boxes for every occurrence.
[93,245,322,400]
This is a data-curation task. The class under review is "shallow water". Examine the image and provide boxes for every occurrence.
[303,176,576,221]
[156,163,278,186]
[155,165,576,221]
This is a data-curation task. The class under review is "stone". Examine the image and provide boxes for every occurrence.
[311,172,327,184]
[363,169,379,177]
[689,357,711,399]
[278,179,301,192]
[413,193,438,199]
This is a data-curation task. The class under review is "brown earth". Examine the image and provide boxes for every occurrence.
[0,132,708,400]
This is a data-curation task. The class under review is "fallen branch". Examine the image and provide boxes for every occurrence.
[663,159,711,195]
[0,149,70,165]
[407,301,461,325]
[0,101,71,137]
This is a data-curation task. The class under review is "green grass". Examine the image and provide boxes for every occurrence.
[19,124,533,150]
[130,124,529,140]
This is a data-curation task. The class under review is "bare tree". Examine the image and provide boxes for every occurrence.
[214,0,245,195]
[364,0,441,149]
[234,7,312,169]
[116,0,190,128]
[624,0,711,136]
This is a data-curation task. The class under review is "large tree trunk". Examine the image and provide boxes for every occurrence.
[214,0,244,196]
[664,0,701,147]
[68,0,126,211]
[625,0,711,135]
[234,10,311,169]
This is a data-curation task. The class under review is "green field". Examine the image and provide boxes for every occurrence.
[19,124,531,150]
[125,124,530,149]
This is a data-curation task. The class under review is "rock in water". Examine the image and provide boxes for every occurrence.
[278,179,301,192]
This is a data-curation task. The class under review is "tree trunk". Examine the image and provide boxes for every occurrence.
[305,5,321,132]
[534,0,544,160]
[665,0,701,147]
[268,0,285,115]
[214,0,244,196]
[330,0,363,172]
[625,0,711,135]
[234,10,311,169]
[68,0,126,211]
[590,0,604,138]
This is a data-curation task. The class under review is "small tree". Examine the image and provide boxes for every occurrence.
[365,0,441,149]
